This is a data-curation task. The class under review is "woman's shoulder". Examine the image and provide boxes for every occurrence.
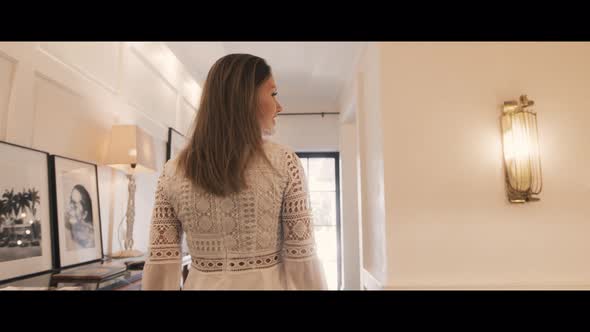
[157,157,186,201]
[262,139,297,158]
[159,157,184,187]
[162,157,179,178]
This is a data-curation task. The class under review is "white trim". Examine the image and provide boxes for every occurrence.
[181,95,198,113]
[128,44,178,94]
[383,282,590,290]
[37,44,118,95]
[336,43,368,112]
[362,269,383,290]
[0,51,17,141]
[362,276,590,290]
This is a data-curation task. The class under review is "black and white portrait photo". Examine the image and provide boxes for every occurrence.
[52,155,102,268]
[63,184,95,250]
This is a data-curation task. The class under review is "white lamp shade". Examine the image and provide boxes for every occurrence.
[104,125,157,174]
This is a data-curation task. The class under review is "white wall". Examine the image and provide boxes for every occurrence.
[339,121,361,290]
[373,42,590,289]
[272,114,340,152]
[336,63,364,290]
[354,44,389,286]
[0,42,200,257]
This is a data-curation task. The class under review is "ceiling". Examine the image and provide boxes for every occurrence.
[166,42,366,114]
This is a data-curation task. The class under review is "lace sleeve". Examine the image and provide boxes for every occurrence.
[280,150,328,290]
[142,172,183,290]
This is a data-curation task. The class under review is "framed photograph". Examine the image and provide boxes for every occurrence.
[0,141,55,284]
[50,155,103,268]
[166,127,187,161]
[166,127,189,255]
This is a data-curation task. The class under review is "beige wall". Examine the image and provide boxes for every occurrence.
[0,42,200,257]
[368,42,590,289]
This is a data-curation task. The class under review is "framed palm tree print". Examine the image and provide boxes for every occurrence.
[0,141,55,284]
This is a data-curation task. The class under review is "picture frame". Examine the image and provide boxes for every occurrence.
[0,141,56,284]
[166,127,189,255]
[50,155,103,269]
[166,127,187,161]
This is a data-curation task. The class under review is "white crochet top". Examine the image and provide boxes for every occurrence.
[142,140,327,290]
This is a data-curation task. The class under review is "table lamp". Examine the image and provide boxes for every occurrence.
[104,125,156,258]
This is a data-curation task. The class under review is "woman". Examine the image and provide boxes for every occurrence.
[142,54,327,290]
[65,185,95,249]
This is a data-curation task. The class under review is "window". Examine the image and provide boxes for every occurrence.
[296,152,341,290]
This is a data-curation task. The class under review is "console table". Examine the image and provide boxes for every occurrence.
[0,254,192,291]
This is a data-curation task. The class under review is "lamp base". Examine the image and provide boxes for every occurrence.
[111,249,144,258]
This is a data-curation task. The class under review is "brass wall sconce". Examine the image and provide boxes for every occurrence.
[500,95,543,203]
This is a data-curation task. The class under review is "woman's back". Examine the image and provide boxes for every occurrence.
[142,140,327,290]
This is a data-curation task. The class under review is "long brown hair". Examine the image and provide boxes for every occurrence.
[176,53,273,197]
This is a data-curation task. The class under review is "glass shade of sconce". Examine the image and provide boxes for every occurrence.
[500,95,542,203]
